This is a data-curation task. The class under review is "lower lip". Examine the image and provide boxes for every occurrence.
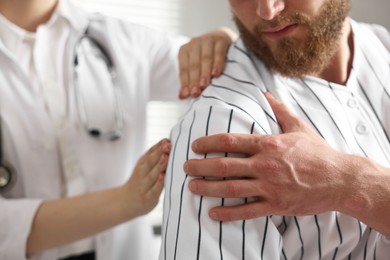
[263,24,298,40]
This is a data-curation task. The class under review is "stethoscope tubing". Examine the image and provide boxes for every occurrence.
[0,27,124,193]
[73,28,124,141]
[0,118,16,192]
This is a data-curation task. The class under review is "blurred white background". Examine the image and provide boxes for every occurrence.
[75,0,390,252]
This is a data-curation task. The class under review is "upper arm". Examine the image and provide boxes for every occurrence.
[159,78,281,259]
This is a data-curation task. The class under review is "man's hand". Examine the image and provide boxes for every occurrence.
[178,27,237,99]
[184,93,352,221]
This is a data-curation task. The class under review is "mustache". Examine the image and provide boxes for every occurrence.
[253,13,310,32]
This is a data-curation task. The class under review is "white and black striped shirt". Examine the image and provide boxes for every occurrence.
[160,19,390,260]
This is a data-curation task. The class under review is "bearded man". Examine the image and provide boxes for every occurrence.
[160,0,390,259]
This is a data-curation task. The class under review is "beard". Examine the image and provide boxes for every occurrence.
[234,0,350,78]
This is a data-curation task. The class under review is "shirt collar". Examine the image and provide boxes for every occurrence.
[54,0,88,32]
[0,0,88,54]
[0,13,37,55]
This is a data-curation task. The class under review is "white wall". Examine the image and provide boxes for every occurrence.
[178,0,390,37]
[351,0,390,28]
[179,0,235,37]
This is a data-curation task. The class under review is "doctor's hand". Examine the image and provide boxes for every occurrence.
[26,138,171,255]
[178,27,237,99]
[122,138,171,218]
[184,93,356,221]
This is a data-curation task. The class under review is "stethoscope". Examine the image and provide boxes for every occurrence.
[0,27,123,193]
[0,118,16,193]
[73,27,124,141]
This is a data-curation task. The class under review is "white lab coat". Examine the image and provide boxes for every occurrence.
[0,0,187,259]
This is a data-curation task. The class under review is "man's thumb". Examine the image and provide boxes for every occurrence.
[264,92,302,133]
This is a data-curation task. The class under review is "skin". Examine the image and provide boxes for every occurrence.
[0,0,233,255]
[178,27,238,99]
[184,0,390,237]
[27,138,171,255]
[229,0,353,84]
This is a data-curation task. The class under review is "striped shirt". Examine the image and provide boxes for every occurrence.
[160,19,390,260]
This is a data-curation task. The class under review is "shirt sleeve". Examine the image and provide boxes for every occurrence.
[364,23,390,52]
[159,67,284,259]
[0,197,42,260]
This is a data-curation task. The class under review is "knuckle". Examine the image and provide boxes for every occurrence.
[213,47,226,57]
[148,150,160,164]
[189,62,201,72]
[220,134,236,149]
[225,181,240,197]
[216,160,229,177]
[262,136,282,150]
[201,53,213,62]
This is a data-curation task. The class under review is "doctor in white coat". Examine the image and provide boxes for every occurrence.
[0,0,234,259]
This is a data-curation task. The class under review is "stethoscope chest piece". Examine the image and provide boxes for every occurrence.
[0,161,16,193]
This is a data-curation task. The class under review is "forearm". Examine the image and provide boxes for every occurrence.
[338,154,390,237]
[26,186,134,255]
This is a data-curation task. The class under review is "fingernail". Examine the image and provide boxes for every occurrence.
[191,141,198,151]
[212,66,219,76]
[199,77,207,87]
[182,88,189,97]
[162,142,169,152]
[191,87,199,96]
[183,162,189,173]
[188,181,195,191]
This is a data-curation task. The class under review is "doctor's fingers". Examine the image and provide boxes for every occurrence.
[142,152,168,193]
[136,139,171,174]
[196,26,237,83]
[132,157,166,215]
[178,40,198,99]
[187,34,232,94]
[210,33,231,78]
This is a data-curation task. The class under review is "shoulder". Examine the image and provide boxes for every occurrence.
[352,19,390,52]
[177,40,279,135]
[86,13,186,51]
[199,39,274,108]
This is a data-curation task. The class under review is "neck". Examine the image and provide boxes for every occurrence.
[0,0,58,32]
[318,19,354,85]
